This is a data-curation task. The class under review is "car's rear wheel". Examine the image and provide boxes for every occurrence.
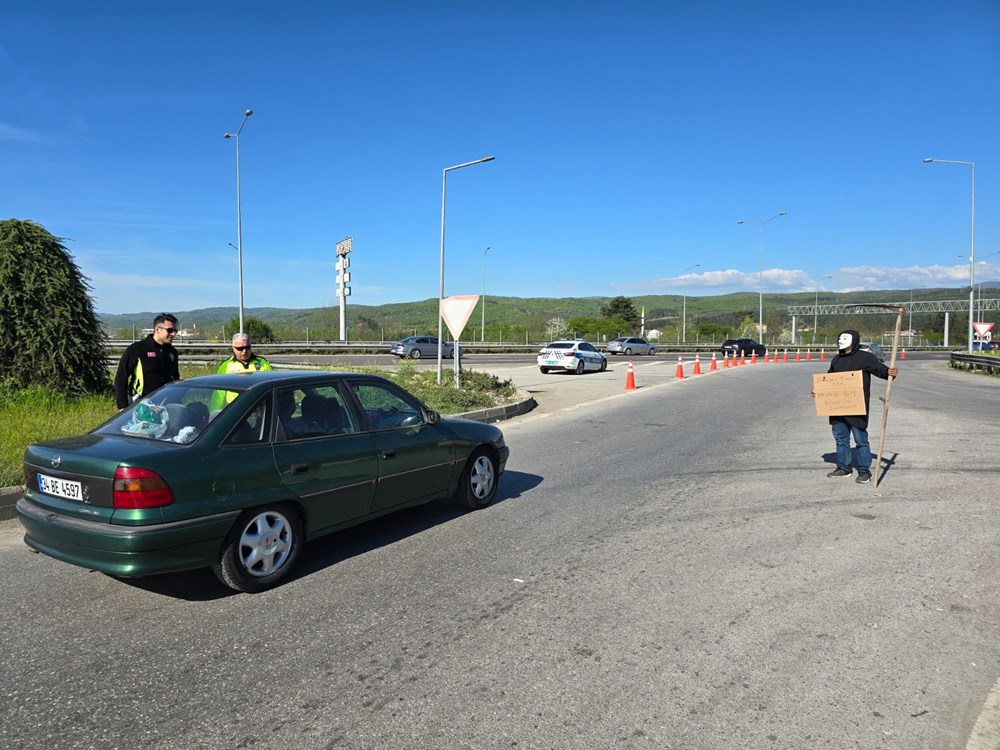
[455,449,499,510]
[539,367,550,374]
[212,504,302,593]
[409,348,422,359]
[575,359,585,375]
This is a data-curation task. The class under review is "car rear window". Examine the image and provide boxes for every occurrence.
[545,343,573,349]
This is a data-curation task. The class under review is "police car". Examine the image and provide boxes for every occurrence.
[537,340,608,375]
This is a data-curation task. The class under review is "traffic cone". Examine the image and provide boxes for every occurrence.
[710,353,718,372]
[624,360,636,390]
[820,350,826,361]
[693,354,702,375]
[900,348,907,359]
[722,352,729,369]
[740,351,746,366]
[783,349,789,362]
[795,349,801,361]
[806,350,812,361]
[750,350,757,365]
[675,355,685,379]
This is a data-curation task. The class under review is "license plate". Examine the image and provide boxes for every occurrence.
[545,359,560,365]
[37,473,83,501]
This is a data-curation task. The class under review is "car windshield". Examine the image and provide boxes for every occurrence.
[94,383,244,444]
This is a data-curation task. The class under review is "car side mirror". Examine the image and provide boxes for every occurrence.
[423,409,441,425]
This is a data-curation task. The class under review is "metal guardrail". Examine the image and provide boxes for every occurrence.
[950,352,1000,374]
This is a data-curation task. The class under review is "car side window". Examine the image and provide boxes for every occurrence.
[580,342,595,352]
[227,397,272,445]
[277,385,357,441]
[349,382,424,431]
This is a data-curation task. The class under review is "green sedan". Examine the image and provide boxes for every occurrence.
[17,371,509,593]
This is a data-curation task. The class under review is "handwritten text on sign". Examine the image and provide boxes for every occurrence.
[813,371,866,417]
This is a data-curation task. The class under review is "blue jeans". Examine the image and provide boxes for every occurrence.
[831,420,871,473]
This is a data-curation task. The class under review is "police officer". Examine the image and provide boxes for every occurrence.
[114,313,181,408]
[217,332,273,374]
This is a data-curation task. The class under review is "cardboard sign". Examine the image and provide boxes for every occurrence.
[813,371,865,417]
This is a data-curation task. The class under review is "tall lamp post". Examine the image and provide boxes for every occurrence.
[681,263,700,343]
[813,275,832,345]
[737,211,787,343]
[224,108,253,335]
[923,157,974,351]
[438,156,495,384]
[481,245,490,342]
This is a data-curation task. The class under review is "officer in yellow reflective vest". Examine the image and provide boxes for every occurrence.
[217,333,273,374]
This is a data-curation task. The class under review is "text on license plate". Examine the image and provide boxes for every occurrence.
[37,473,83,500]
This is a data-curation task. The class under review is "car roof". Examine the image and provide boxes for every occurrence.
[182,370,390,393]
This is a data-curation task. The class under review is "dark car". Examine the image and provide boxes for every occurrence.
[17,371,508,593]
[720,338,767,356]
[389,336,460,359]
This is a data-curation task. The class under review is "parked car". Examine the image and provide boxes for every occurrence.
[537,340,608,374]
[607,337,656,356]
[859,342,885,362]
[16,371,508,593]
[720,338,767,356]
[389,336,461,359]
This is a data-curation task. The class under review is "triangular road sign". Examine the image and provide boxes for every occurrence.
[440,295,480,340]
[973,322,994,337]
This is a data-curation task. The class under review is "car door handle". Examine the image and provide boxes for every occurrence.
[381,449,396,459]
[290,462,310,475]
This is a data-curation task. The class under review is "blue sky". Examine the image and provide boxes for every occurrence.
[2,0,998,315]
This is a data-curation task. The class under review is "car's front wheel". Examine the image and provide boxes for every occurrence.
[648,348,655,356]
[409,348,422,359]
[455,449,499,510]
[213,505,302,593]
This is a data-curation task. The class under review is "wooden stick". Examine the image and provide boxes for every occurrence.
[873,307,904,488]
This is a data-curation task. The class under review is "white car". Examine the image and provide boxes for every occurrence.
[537,340,608,375]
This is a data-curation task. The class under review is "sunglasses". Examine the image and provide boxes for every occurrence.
[160,327,177,334]
[234,346,249,352]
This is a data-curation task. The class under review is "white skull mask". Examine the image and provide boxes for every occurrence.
[838,333,853,350]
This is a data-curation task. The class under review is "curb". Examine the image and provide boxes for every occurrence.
[0,486,21,523]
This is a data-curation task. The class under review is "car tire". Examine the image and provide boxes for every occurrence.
[539,367,549,374]
[599,357,608,372]
[624,347,632,356]
[648,348,655,356]
[455,449,499,510]
[409,349,421,359]
[575,360,585,375]
[212,504,302,593]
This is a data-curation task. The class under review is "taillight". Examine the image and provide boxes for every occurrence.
[113,467,174,509]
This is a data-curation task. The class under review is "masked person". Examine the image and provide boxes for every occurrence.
[823,329,898,483]
[217,333,273,374]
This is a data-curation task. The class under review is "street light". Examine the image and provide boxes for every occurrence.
[481,246,490,343]
[813,275,832,345]
[224,108,253,334]
[438,156,496,384]
[737,211,787,344]
[680,263,700,343]
[923,157,974,351]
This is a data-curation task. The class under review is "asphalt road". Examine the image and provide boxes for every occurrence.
[2,355,999,749]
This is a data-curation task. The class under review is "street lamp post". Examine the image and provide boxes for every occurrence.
[681,263,700,343]
[224,108,253,334]
[481,246,490,343]
[737,211,787,344]
[923,158,974,351]
[813,275,832,345]
[438,156,496,384]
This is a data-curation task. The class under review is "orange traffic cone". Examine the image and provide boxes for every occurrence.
[806,350,812,361]
[740,351,746,366]
[819,350,826,361]
[900,348,907,359]
[624,360,636,390]
[722,352,730,369]
[795,349,801,361]
[750,350,757,365]
[675,355,685,379]
[783,349,789,362]
[693,354,702,375]
[710,353,718,372]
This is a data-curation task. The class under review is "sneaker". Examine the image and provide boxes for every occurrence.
[856,471,872,484]
[827,467,852,478]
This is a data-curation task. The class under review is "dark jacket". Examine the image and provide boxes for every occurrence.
[827,329,890,429]
[114,335,180,408]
